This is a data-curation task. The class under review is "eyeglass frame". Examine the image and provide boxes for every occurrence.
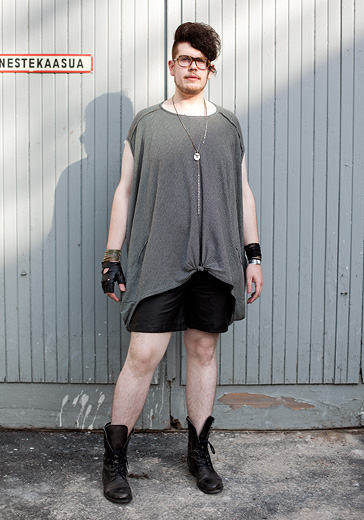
[173,54,212,71]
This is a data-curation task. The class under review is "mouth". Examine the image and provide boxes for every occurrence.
[185,75,200,80]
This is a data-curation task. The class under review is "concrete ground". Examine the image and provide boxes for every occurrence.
[0,428,363,520]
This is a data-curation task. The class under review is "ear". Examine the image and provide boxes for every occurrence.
[207,64,215,80]
[207,67,214,80]
[168,60,175,76]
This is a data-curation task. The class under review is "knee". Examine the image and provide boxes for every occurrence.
[126,344,160,376]
[194,345,216,366]
[185,333,218,366]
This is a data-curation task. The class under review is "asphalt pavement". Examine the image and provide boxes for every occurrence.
[1,428,363,520]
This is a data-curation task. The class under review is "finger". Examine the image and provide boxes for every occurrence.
[118,283,126,292]
[246,277,252,294]
[247,280,263,303]
[247,291,257,304]
[255,282,263,299]
[106,292,120,303]
[253,278,263,298]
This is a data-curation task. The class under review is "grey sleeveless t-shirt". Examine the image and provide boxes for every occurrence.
[120,103,247,328]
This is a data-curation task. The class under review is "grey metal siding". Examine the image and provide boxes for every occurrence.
[0,0,363,393]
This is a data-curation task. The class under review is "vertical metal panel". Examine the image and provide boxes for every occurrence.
[196,0,208,23]
[29,0,44,383]
[0,0,363,392]
[148,1,165,106]
[79,0,96,385]
[42,1,58,383]
[337,0,360,384]
[135,0,149,112]
[284,0,301,384]
[68,0,83,383]
[298,0,315,383]
[219,0,237,385]
[209,0,222,106]
[166,1,181,101]
[93,1,110,384]
[182,0,195,21]
[335,0,354,383]
[15,0,31,383]
[54,0,70,383]
[3,1,19,382]
[324,0,341,383]
[272,0,289,384]
[259,0,275,385]
[310,0,328,383]
[353,0,364,384]
[233,0,249,385]
[246,0,263,385]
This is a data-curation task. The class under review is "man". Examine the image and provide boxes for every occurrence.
[101,22,263,504]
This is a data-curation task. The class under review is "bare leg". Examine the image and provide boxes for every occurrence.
[111,331,172,431]
[184,328,219,436]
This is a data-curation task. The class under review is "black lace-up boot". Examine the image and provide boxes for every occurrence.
[102,422,133,504]
[187,415,223,494]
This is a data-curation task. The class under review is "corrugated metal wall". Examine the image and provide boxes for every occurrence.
[1,0,363,398]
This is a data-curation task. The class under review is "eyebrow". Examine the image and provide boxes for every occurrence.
[179,55,208,60]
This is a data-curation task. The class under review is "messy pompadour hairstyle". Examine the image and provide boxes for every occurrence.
[172,22,221,71]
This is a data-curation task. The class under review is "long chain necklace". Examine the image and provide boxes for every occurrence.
[172,96,208,161]
[172,96,207,215]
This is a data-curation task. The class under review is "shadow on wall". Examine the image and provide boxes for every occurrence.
[42,92,134,383]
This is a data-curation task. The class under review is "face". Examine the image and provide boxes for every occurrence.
[168,42,213,96]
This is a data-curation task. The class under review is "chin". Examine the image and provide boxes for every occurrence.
[175,79,207,96]
[178,84,205,96]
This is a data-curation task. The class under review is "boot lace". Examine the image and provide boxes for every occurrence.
[195,440,215,470]
[109,449,128,480]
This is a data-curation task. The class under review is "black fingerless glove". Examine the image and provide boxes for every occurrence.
[101,261,126,294]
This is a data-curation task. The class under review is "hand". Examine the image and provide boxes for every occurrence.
[101,261,126,302]
[246,264,263,304]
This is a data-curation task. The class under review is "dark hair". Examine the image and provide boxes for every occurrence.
[172,22,221,66]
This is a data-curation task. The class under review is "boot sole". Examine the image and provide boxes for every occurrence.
[197,484,223,494]
[189,468,224,494]
[103,491,132,504]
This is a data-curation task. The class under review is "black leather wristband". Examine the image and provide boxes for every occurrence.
[101,261,126,294]
[244,243,262,261]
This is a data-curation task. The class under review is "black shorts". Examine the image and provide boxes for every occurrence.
[127,271,234,334]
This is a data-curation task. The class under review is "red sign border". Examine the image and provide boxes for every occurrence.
[0,54,93,73]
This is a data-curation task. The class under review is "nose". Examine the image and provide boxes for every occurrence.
[189,59,198,70]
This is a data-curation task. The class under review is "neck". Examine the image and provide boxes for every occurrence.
[172,90,206,115]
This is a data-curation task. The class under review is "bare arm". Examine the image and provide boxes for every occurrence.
[242,155,263,304]
[104,140,134,302]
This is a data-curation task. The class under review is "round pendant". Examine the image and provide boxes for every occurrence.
[194,152,200,161]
